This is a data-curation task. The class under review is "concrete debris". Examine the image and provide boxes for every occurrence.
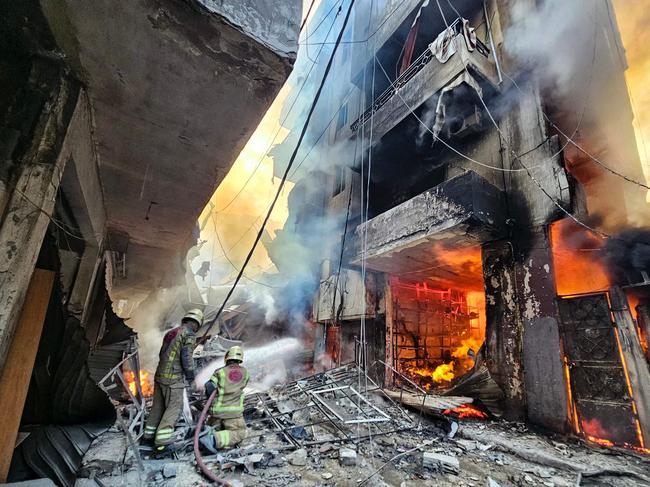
[319,442,336,453]
[339,448,358,466]
[162,463,177,478]
[287,448,308,466]
[321,472,334,479]
[486,477,501,487]
[422,451,460,474]
[377,435,396,447]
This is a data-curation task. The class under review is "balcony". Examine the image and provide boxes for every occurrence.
[351,171,505,279]
[350,31,499,142]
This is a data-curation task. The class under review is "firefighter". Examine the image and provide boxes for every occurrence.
[202,346,249,450]
[143,308,203,451]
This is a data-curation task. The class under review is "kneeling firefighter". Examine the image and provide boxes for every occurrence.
[202,346,249,450]
[144,308,203,451]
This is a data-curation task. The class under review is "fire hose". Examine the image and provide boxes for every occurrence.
[193,388,232,486]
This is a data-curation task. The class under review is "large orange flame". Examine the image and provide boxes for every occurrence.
[124,370,154,398]
[403,336,482,389]
[549,218,610,296]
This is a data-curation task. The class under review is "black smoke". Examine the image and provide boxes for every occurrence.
[602,228,650,285]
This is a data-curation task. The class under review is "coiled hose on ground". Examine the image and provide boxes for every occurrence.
[193,388,232,486]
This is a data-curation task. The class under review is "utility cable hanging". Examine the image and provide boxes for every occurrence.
[432,0,612,238]
[432,0,650,247]
[203,0,359,337]
[499,49,650,191]
[215,8,341,214]
[373,56,528,173]
[300,0,343,43]
[220,83,360,258]
[301,0,406,47]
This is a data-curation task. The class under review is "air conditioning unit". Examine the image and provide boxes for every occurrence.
[445,105,483,139]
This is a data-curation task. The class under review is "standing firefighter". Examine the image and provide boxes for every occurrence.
[144,308,203,451]
[203,346,249,450]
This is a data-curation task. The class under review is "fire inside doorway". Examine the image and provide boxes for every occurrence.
[388,244,486,391]
[551,218,650,453]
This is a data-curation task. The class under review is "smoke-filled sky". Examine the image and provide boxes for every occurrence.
[191,1,324,299]
[612,0,650,188]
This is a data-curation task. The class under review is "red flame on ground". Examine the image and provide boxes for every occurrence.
[580,418,650,454]
[443,404,488,419]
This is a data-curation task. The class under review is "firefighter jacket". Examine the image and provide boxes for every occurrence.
[154,324,196,387]
[208,364,249,419]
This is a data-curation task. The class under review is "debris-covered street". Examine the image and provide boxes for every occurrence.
[77,388,650,487]
[3,0,650,485]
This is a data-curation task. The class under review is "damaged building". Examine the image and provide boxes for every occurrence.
[2,0,650,485]
[0,0,301,483]
[272,0,650,453]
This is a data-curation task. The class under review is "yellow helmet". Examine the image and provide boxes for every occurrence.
[183,308,204,326]
[225,345,244,363]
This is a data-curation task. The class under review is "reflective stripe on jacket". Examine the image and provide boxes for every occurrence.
[209,364,249,418]
[155,325,196,383]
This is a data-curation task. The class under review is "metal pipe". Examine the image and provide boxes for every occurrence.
[484,0,503,84]
[193,389,232,486]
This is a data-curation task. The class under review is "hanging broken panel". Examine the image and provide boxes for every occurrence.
[558,293,640,447]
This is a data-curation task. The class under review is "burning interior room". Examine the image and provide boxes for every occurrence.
[388,245,486,392]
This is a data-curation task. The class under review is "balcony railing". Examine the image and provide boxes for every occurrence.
[350,19,492,134]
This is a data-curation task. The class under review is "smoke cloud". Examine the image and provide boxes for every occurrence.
[602,228,650,285]
[504,0,591,94]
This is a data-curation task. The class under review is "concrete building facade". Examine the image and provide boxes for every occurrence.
[275,0,650,450]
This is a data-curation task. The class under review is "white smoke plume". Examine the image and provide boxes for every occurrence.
[505,0,590,94]
[126,285,188,372]
[194,337,302,388]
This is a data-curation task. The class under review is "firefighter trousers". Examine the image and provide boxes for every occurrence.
[144,381,184,446]
[209,415,247,449]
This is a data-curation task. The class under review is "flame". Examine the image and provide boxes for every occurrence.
[580,418,650,454]
[405,362,454,386]
[442,404,488,419]
[452,336,482,362]
[432,362,455,382]
[124,370,154,398]
[549,218,610,296]
[581,418,609,438]
[402,336,482,389]
[443,404,488,419]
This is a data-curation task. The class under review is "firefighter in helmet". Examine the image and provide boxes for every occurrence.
[203,345,249,450]
[144,308,203,451]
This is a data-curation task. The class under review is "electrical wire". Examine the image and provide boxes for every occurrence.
[210,212,278,288]
[301,0,409,46]
[222,83,360,257]
[299,0,318,33]
[373,56,528,173]
[299,0,343,43]
[202,0,359,337]
[501,70,650,191]
[431,0,611,238]
[214,8,341,214]
[430,0,650,248]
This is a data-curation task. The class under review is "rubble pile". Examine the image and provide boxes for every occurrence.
[73,363,650,487]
